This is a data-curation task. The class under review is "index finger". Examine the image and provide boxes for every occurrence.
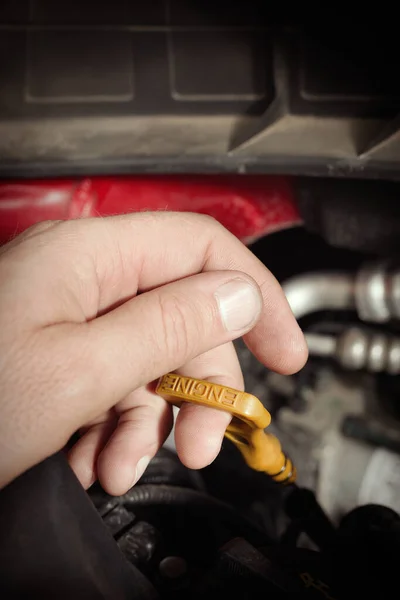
[13,213,307,374]
[86,212,307,374]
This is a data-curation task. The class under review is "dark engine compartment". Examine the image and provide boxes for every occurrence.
[2,449,400,598]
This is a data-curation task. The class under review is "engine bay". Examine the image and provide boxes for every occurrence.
[1,6,400,599]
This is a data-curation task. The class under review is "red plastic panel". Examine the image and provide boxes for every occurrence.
[0,176,301,245]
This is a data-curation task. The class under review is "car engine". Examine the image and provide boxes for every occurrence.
[1,8,400,599]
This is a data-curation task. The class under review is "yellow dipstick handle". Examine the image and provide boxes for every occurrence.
[156,373,296,484]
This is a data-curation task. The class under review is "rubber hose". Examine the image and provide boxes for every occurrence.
[123,484,267,544]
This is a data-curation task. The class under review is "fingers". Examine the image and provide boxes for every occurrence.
[71,342,242,495]
[91,212,307,374]
[90,343,242,494]
[98,213,307,375]
[79,271,262,424]
[96,391,173,496]
[68,419,116,489]
[175,342,242,469]
[8,213,306,374]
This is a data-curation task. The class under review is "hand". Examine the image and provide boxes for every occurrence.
[0,213,307,494]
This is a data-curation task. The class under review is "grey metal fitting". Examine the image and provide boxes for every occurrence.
[306,327,400,375]
[337,327,400,374]
[283,272,354,320]
[284,261,400,324]
[355,260,400,323]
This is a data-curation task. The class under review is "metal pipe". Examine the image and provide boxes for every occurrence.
[305,333,337,357]
[305,327,400,375]
[284,262,400,323]
[355,260,400,322]
[283,264,400,373]
[283,273,355,320]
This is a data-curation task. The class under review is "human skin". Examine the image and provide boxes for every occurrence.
[0,212,307,495]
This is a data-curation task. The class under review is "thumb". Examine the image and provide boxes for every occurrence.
[0,270,263,488]
[82,270,262,423]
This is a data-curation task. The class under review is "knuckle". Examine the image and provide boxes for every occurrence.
[23,220,63,239]
[157,292,199,363]
[31,219,61,232]
[197,213,223,231]
[122,404,157,429]
[0,220,62,256]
